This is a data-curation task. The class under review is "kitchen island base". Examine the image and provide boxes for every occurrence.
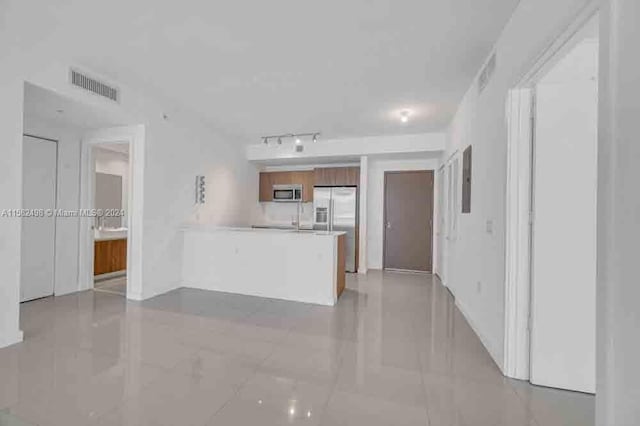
[182,227,346,306]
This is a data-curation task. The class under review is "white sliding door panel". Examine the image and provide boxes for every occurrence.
[530,81,597,393]
[20,136,57,302]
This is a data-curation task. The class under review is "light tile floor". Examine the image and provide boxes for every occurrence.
[94,276,127,296]
[0,271,594,426]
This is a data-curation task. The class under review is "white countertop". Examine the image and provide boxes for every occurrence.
[94,228,128,241]
[181,224,346,237]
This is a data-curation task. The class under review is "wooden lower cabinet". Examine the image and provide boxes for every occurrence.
[336,234,346,298]
[94,238,127,275]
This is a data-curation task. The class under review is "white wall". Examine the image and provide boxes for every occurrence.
[597,0,640,424]
[366,158,441,270]
[94,147,129,227]
[442,0,597,368]
[247,133,445,162]
[358,156,369,273]
[0,8,259,347]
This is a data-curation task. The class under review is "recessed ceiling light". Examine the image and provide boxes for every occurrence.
[400,110,411,123]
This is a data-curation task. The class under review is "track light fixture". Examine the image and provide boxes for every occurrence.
[260,132,321,147]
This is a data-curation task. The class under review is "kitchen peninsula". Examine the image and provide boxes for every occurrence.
[182,226,346,306]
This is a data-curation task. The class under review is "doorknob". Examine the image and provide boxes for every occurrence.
[386,221,391,229]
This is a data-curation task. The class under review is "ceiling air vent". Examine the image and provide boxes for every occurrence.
[70,69,119,102]
[478,52,497,94]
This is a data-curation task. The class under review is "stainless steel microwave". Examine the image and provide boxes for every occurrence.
[273,184,303,202]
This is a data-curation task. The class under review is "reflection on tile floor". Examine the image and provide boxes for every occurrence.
[94,275,127,296]
[0,409,34,426]
[0,271,594,425]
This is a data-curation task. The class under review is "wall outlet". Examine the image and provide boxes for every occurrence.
[486,220,493,235]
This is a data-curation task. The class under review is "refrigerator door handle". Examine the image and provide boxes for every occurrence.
[329,198,334,232]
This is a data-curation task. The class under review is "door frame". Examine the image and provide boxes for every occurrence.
[21,133,59,301]
[503,4,599,380]
[435,165,446,282]
[382,170,435,273]
[79,125,145,300]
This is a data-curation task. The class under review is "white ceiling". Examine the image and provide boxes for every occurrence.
[96,143,130,156]
[18,0,521,143]
[23,83,129,130]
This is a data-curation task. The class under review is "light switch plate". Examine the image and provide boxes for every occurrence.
[486,219,493,235]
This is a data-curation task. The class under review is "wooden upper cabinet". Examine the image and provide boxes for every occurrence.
[258,170,315,202]
[271,172,293,185]
[314,167,360,187]
[259,172,273,202]
[291,171,315,202]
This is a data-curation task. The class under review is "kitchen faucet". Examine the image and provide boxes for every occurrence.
[294,201,302,231]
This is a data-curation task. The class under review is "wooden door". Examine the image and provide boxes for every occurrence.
[383,171,434,272]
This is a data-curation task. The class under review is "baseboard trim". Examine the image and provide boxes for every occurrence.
[127,280,182,301]
[384,268,432,275]
[0,329,24,349]
[455,298,505,375]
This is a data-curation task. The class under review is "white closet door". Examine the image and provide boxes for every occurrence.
[20,135,57,302]
[530,81,597,393]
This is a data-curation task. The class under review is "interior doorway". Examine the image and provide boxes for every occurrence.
[92,142,130,296]
[383,170,434,272]
[503,10,599,392]
[20,82,143,306]
[435,166,446,281]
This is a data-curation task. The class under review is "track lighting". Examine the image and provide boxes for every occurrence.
[260,132,321,147]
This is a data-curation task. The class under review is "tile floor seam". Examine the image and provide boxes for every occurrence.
[199,361,264,426]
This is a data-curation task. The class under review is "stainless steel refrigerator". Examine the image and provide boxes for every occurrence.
[313,187,358,272]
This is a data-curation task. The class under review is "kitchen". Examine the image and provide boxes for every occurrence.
[183,165,361,306]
